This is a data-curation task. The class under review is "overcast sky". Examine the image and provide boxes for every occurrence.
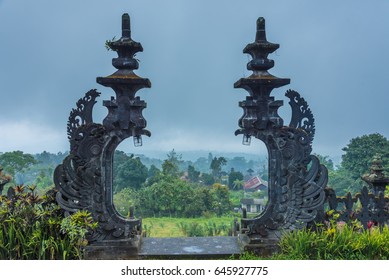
[0,0,388,159]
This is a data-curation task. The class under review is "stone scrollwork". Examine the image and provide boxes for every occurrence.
[286,89,316,143]
[67,89,101,144]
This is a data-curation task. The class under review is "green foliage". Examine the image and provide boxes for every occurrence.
[34,151,67,166]
[162,160,180,178]
[210,156,227,180]
[141,216,235,237]
[138,177,198,217]
[228,169,244,189]
[187,165,200,182]
[210,183,232,217]
[230,251,262,260]
[201,173,215,186]
[114,154,148,191]
[104,36,116,50]
[148,164,161,178]
[0,151,37,178]
[177,221,231,237]
[113,188,138,216]
[276,222,389,260]
[33,170,54,194]
[229,190,245,207]
[146,165,163,186]
[177,222,205,237]
[0,186,97,259]
[341,133,389,180]
[328,166,359,195]
[161,149,184,178]
[317,133,389,195]
[135,176,233,218]
[142,223,153,237]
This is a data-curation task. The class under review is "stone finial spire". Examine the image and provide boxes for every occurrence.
[362,154,389,195]
[235,17,290,135]
[121,13,131,38]
[97,13,150,85]
[96,13,151,137]
[255,17,266,41]
[235,17,290,99]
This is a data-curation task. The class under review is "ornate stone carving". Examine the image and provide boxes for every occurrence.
[321,155,389,229]
[235,18,327,242]
[54,14,149,244]
[323,185,389,229]
[286,89,315,142]
[362,154,389,196]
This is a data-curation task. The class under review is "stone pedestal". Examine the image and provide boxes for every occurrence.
[238,234,280,257]
[84,236,141,260]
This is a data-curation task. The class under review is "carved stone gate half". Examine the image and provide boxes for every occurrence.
[234,18,327,254]
[54,14,328,259]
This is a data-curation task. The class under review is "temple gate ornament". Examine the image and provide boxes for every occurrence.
[319,155,389,230]
[53,14,329,258]
[54,14,149,255]
[362,154,389,196]
[235,18,328,251]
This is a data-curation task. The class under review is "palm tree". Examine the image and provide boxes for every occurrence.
[232,179,244,190]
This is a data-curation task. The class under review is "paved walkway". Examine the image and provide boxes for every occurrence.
[139,236,242,258]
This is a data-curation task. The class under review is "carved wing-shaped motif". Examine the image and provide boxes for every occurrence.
[286,89,315,143]
[282,155,327,230]
[67,89,101,143]
[55,90,141,242]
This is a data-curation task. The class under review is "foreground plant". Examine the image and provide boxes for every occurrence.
[0,186,97,260]
[276,219,389,260]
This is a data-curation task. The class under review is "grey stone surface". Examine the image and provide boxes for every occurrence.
[84,237,141,260]
[139,237,242,257]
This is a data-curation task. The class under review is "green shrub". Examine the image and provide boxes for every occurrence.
[177,222,205,237]
[275,221,389,260]
[0,186,97,259]
[177,221,232,237]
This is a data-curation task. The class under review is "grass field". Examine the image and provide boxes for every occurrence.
[142,216,237,237]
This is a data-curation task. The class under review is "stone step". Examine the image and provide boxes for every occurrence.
[139,236,242,259]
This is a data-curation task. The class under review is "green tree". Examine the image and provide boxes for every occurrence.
[181,186,215,218]
[201,173,215,186]
[114,155,148,192]
[187,165,200,182]
[210,183,232,216]
[161,149,183,178]
[328,167,357,196]
[228,168,244,189]
[113,188,138,217]
[322,133,389,195]
[138,176,197,217]
[0,151,37,179]
[34,170,53,193]
[232,179,244,190]
[210,156,227,180]
[162,160,180,178]
[148,164,161,178]
[341,133,389,180]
